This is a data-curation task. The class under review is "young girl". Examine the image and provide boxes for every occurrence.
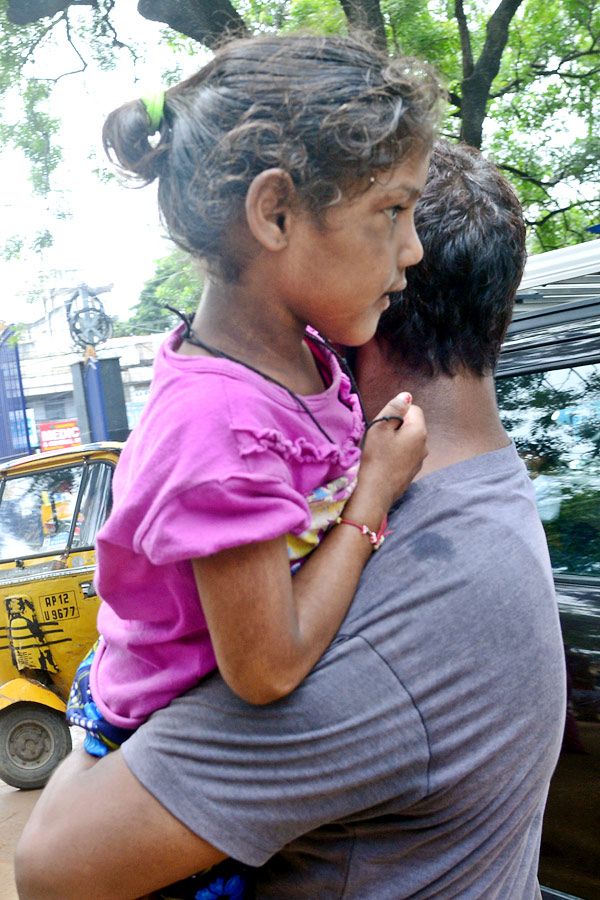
[67,31,440,899]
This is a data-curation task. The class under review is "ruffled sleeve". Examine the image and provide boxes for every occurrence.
[137,473,312,565]
[102,338,362,567]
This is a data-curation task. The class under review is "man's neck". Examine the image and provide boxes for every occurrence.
[355,340,510,479]
[408,371,510,479]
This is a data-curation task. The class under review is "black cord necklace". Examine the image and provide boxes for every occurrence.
[165,307,368,443]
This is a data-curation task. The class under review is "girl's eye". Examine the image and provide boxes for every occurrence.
[383,205,406,221]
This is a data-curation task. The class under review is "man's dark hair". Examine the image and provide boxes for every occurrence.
[377,139,527,376]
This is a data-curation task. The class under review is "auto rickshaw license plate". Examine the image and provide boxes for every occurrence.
[38,591,80,622]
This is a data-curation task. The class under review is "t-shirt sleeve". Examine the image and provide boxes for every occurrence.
[137,473,310,565]
[121,635,430,867]
[102,361,361,567]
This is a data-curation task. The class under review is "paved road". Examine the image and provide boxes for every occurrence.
[0,779,39,900]
[0,729,84,900]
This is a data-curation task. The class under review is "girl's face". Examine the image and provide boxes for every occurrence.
[281,149,430,347]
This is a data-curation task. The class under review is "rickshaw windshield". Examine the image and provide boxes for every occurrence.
[0,465,84,561]
[0,460,114,576]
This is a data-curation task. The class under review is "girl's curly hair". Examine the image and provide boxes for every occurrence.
[103,32,442,282]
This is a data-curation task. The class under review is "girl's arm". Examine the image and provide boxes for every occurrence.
[193,392,425,705]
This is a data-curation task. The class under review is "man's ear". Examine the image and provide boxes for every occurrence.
[245,169,296,252]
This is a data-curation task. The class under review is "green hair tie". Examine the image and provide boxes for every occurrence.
[140,90,165,134]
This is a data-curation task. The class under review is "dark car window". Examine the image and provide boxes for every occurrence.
[498,300,600,899]
[496,361,600,577]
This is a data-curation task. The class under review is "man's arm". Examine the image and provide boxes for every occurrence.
[14,748,226,900]
[16,632,428,900]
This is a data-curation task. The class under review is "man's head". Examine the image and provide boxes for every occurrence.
[376,139,526,377]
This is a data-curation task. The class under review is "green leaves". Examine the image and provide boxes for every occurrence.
[2,0,600,269]
[0,78,62,197]
[386,0,600,248]
[113,249,203,337]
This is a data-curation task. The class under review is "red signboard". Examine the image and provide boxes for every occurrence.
[38,420,82,452]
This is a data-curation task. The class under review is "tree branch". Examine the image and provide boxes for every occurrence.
[531,55,600,79]
[137,0,249,48]
[6,0,96,25]
[56,11,87,79]
[458,0,525,147]
[473,0,525,92]
[454,0,473,77]
[526,197,600,230]
[489,76,522,98]
[7,0,250,49]
[497,162,565,190]
[21,17,60,62]
[98,0,128,51]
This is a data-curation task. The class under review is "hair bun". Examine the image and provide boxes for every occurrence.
[102,98,169,184]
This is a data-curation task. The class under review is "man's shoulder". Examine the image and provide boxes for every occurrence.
[411,442,527,495]
[345,441,557,674]
[388,443,535,540]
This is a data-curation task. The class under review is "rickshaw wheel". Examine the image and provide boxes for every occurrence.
[0,703,72,790]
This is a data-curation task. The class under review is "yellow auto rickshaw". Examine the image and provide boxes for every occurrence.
[0,442,121,788]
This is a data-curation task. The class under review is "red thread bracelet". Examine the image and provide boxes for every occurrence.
[335,514,391,550]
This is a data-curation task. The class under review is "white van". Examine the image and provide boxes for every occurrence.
[516,237,600,310]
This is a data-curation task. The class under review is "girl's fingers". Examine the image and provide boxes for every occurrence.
[373,391,412,422]
[361,392,414,447]
[354,397,427,509]
[363,402,427,463]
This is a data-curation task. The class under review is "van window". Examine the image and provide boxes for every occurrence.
[496,362,600,577]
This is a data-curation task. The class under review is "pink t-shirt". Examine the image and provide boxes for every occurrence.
[91,327,364,728]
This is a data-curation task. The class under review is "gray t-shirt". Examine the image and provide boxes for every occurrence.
[122,443,566,899]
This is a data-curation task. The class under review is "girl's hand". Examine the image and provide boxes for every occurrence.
[347,392,427,526]
[188,393,424,707]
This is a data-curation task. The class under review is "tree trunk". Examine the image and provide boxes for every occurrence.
[338,0,387,51]
[460,80,490,149]
[456,0,524,148]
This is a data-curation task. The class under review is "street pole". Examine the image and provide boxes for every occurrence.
[82,345,109,442]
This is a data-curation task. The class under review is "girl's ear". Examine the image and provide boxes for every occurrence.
[245,169,296,251]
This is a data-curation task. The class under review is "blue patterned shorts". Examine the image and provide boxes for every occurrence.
[156,859,251,899]
[66,640,135,756]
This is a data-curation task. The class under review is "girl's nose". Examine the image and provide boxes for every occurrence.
[399,218,423,268]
